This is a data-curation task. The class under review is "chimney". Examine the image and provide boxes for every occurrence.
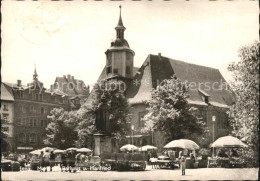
[50,85,54,92]
[17,80,22,87]
[67,74,71,79]
[63,75,66,79]
[72,76,74,80]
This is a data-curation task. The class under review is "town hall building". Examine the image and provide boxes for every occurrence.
[85,6,234,150]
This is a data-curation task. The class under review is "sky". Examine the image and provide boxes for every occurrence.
[1,0,258,89]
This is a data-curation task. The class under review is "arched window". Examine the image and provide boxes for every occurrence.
[30,133,37,143]
[18,133,25,143]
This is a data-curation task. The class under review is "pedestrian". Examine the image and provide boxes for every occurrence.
[61,152,67,172]
[50,151,55,172]
[39,151,44,172]
[190,153,195,168]
[179,151,186,175]
[43,150,50,172]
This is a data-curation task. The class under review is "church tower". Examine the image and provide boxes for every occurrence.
[105,6,135,80]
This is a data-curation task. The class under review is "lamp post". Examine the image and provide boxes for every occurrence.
[212,116,216,157]
[131,125,134,153]
[151,129,154,146]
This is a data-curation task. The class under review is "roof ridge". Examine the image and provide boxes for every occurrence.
[150,54,219,71]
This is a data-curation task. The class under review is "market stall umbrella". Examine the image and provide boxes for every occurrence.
[76,148,92,153]
[164,139,200,150]
[66,147,78,151]
[139,145,158,151]
[120,144,139,151]
[29,149,42,155]
[211,136,248,148]
[41,147,54,152]
[54,149,64,154]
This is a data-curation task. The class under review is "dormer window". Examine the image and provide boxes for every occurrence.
[198,89,210,104]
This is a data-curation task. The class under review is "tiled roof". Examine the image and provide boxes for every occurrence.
[84,54,233,109]
[1,83,14,101]
[126,54,234,107]
[54,76,89,96]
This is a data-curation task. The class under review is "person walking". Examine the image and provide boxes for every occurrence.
[179,151,186,175]
[43,150,50,172]
[61,152,67,172]
[50,151,55,172]
[39,151,44,172]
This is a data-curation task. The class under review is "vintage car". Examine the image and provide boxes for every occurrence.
[157,155,175,169]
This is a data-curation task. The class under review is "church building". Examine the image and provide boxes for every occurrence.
[86,6,234,149]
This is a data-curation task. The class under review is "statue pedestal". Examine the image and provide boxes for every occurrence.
[93,133,112,156]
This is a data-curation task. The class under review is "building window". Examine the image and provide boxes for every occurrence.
[55,97,59,103]
[113,68,118,74]
[39,94,43,101]
[33,119,37,127]
[29,133,36,143]
[18,133,25,143]
[2,113,9,121]
[35,94,38,100]
[138,112,146,128]
[3,104,8,111]
[126,66,131,74]
[20,91,24,98]
[107,66,112,74]
[45,120,48,127]
[2,127,9,135]
[29,119,33,127]
[126,52,132,60]
[40,107,44,114]
[41,120,44,127]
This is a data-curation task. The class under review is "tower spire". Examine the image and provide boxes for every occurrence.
[33,64,38,81]
[115,5,125,39]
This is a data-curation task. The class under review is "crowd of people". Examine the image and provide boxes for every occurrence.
[1,150,93,172]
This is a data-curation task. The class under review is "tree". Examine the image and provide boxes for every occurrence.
[142,77,206,144]
[45,108,79,149]
[77,79,130,141]
[227,41,259,167]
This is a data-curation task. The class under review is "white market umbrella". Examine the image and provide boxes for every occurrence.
[211,136,248,148]
[120,144,139,151]
[54,149,64,154]
[139,145,158,151]
[41,147,54,152]
[76,148,92,153]
[30,149,42,155]
[164,139,200,150]
[66,147,78,151]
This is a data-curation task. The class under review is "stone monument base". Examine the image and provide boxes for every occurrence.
[93,133,114,156]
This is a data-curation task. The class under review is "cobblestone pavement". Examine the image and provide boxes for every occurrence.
[1,165,258,180]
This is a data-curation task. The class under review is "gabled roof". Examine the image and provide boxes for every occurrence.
[54,76,89,96]
[126,54,234,107]
[1,83,14,101]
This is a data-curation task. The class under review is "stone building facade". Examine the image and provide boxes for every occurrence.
[1,68,71,152]
[53,74,89,110]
